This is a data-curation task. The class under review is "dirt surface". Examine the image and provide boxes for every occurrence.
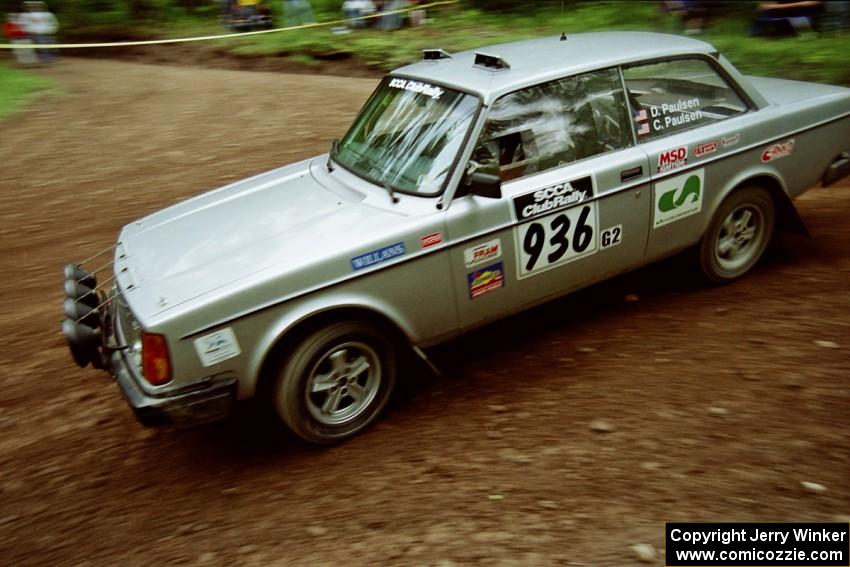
[1,59,848,566]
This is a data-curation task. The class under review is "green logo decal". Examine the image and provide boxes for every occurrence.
[658,174,701,213]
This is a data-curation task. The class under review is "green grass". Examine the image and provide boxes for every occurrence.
[202,2,850,84]
[0,65,56,121]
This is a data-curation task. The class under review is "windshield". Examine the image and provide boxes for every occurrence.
[334,77,479,196]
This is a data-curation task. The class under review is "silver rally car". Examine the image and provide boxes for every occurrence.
[62,32,850,443]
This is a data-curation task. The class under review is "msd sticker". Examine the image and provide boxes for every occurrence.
[467,261,505,299]
[464,238,501,268]
[658,147,688,173]
[512,175,594,222]
[194,327,241,368]
[761,139,795,163]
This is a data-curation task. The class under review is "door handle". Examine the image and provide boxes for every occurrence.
[620,166,643,182]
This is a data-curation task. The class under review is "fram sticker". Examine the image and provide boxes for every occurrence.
[657,147,688,173]
[654,168,705,228]
[419,232,443,249]
[694,141,718,158]
[722,133,740,148]
[351,242,406,271]
[464,238,501,268]
[467,262,504,299]
[761,139,795,163]
[512,175,594,222]
[194,328,241,367]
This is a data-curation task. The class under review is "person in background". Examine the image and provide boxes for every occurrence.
[342,0,376,27]
[20,1,58,63]
[751,0,825,35]
[3,13,37,65]
[282,0,314,25]
[377,0,407,30]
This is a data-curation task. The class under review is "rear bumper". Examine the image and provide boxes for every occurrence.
[112,350,237,427]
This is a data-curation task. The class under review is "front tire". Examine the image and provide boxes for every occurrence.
[699,186,775,283]
[273,321,397,444]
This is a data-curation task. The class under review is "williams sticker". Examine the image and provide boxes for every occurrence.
[194,327,241,368]
[512,175,594,222]
[761,138,795,163]
[351,242,406,271]
[464,238,502,268]
[467,261,505,299]
[419,232,443,249]
[658,146,688,173]
[654,168,705,228]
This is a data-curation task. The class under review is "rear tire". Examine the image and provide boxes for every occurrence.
[273,321,397,444]
[699,186,775,283]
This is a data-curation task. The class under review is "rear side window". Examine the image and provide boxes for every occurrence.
[471,68,632,182]
[623,58,747,140]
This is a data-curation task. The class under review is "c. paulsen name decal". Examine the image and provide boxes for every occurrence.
[351,242,406,271]
[512,175,594,222]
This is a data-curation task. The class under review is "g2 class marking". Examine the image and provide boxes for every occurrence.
[512,175,594,222]
[600,225,623,249]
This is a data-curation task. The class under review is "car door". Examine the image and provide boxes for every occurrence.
[622,57,753,260]
[444,68,652,329]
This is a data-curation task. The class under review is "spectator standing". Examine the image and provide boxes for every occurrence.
[3,13,37,65]
[378,0,407,30]
[282,0,314,25]
[20,1,58,63]
[343,0,376,27]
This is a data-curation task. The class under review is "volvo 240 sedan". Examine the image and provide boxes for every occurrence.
[62,32,850,443]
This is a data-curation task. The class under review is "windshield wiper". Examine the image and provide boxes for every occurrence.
[327,139,338,173]
[382,180,399,204]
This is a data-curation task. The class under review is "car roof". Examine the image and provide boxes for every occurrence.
[393,32,718,103]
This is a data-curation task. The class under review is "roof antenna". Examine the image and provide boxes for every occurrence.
[560,0,567,41]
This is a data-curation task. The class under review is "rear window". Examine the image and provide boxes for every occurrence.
[623,58,748,140]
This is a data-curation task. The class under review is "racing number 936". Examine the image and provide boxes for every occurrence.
[518,203,598,276]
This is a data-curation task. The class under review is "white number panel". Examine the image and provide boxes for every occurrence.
[515,202,599,279]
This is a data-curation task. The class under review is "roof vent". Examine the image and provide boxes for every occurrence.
[473,52,510,70]
[422,49,452,61]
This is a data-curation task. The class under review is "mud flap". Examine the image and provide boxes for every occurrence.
[774,191,810,238]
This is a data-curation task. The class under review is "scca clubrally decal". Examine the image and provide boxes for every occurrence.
[512,175,594,222]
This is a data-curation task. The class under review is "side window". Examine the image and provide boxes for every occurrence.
[471,68,632,182]
[623,58,747,140]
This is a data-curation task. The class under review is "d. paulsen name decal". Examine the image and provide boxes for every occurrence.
[351,242,406,271]
[512,175,594,222]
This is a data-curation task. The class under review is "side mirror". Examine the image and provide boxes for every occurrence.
[467,171,502,199]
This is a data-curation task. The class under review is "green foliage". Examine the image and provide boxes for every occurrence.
[0,64,56,121]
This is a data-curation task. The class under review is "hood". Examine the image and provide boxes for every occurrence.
[116,158,407,319]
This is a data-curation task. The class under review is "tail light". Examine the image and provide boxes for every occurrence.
[142,332,172,386]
